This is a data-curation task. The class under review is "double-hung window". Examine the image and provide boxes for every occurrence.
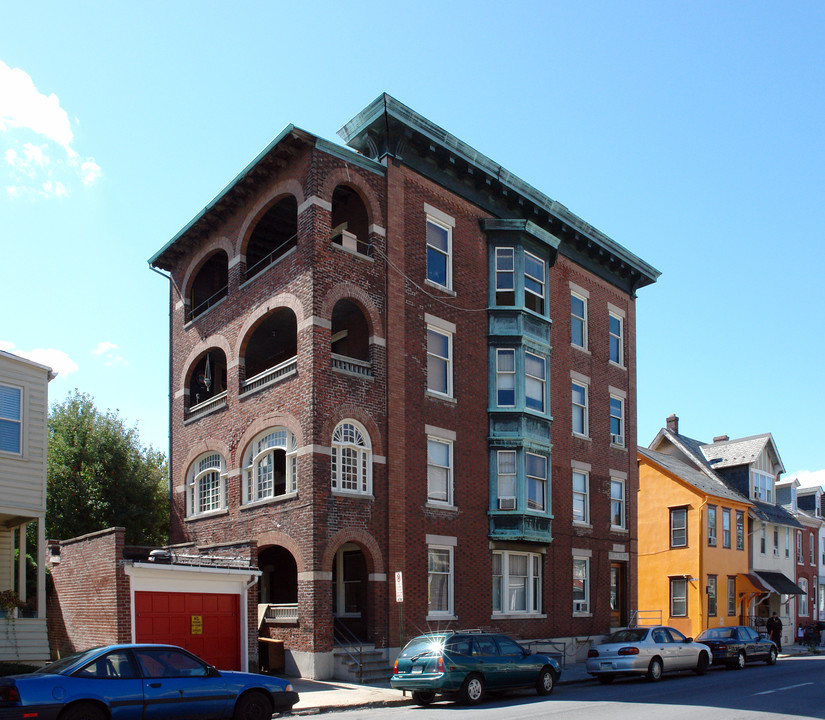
[728,577,737,615]
[810,533,815,565]
[707,575,717,616]
[608,309,624,366]
[611,477,626,530]
[707,505,717,546]
[496,450,517,510]
[493,551,542,615]
[425,206,454,290]
[526,452,547,512]
[799,578,809,615]
[525,352,546,412]
[609,390,625,447]
[670,507,687,547]
[331,421,372,495]
[427,542,454,617]
[426,318,454,398]
[573,556,590,613]
[496,349,516,407]
[495,247,515,305]
[572,467,589,524]
[571,376,589,437]
[427,431,453,506]
[670,577,687,617]
[188,452,225,516]
[736,511,745,550]
[797,531,803,563]
[0,384,22,454]
[524,252,545,314]
[570,288,588,349]
[722,509,731,548]
[243,428,298,504]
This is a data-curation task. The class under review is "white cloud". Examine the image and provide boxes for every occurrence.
[92,341,119,356]
[0,341,78,378]
[92,341,127,367]
[787,469,825,489]
[0,60,102,198]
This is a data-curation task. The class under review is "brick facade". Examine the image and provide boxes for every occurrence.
[150,95,658,678]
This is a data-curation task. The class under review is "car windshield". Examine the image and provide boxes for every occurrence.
[699,628,735,640]
[399,636,445,659]
[607,629,648,643]
[35,648,104,675]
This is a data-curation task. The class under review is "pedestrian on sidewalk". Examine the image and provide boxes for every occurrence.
[766,612,782,652]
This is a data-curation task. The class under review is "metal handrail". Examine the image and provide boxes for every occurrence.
[629,609,662,627]
[246,233,298,279]
[188,286,227,322]
[526,639,567,667]
[333,619,364,683]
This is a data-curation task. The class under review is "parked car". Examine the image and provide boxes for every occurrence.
[0,644,298,720]
[586,626,711,683]
[391,630,561,705]
[695,626,778,668]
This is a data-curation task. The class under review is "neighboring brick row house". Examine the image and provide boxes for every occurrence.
[149,94,659,678]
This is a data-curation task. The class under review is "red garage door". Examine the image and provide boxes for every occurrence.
[134,591,240,670]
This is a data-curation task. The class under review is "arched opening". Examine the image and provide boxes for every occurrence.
[332,543,367,641]
[331,185,370,256]
[187,349,228,414]
[258,545,298,607]
[188,251,228,321]
[331,299,370,363]
[243,428,298,504]
[246,196,298,280]
[243,308,298,388]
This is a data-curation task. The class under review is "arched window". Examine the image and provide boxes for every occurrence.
[187,452,226,517]
[331,421,372,495]
[243,428,298,504]
[246,196,298,280]
[188,251,228,321]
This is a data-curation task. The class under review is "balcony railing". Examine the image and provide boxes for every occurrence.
[240,357,297,397]
[261,603,298,623]
[331,353,373,378]
[185,391,227,421]
[187,286,228,322]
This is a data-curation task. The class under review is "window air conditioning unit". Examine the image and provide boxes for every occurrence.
[773,549,780,557]
[574,601,588,613]
[499,497,517,510]
[611,434,624,446]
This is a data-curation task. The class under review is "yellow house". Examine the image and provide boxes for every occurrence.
[638,446,754,639]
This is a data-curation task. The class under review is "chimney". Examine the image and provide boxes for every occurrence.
[666,414,679,433]
[713,435,729,443]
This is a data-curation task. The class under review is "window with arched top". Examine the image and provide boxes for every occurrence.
[188,251,228,321]
[246,196,298,280]
[187,349,228,414]
[331,421,372,495]
[331,185,370,256]
[187,452,226,517]
[243,428,298,504]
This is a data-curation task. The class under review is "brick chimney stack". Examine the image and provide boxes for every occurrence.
[713,435,730,443]
[666,414,679,433]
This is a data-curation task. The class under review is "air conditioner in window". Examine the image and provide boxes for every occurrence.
[499,497,517,510]
[773,548,780,557]
[574,601,589,613]
[611,434,624,446]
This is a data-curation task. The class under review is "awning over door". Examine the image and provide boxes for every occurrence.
[738,573,769,595]
[753,570,806,595]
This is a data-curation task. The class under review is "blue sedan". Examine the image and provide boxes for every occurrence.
[0,644,298,720]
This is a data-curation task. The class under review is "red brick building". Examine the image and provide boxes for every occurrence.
[150,94,659,678]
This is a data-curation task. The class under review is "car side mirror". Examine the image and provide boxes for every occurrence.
[685,638,693,643]
[207,666,220,678]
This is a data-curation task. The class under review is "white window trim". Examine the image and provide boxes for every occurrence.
[524,250,546,314]
[496,348,516,408]
[496,449,518,510]
[610,474,627,531]
[424,205,455,292]
[187,452,227,518]
[495,247,515,305]
[493,550,542,616]
[425,316,455,399]
[525,351,546,413]
[608,304,625,368]
[572,465,590,526]
[426,542,455,619]
[242,428,298,505]
[571,373,590,438]
[525,451,547,513]
[572,554,591,616]
[331,420,373,496]
[609,393,625,448]
[427,434,454,508]
[570,284,589,351]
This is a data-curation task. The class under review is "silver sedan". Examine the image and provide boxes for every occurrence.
[586,626,711,683]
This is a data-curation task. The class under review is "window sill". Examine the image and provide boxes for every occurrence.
[571,343,590,355]
[572,612,593,618]
[185,508,229,522]
[610,443,628,452]
[424,279,455,296]
[572,433,591,442]
[241,493,297,510]
[573,521,592,529]
[426,502,457,512]
[330,241,374,262]
[332,490,375,501]
[426,391,457,404]
[426,614,457,621]
[610,526,628,534]
[491,613,547,620]
[609,360,627,371]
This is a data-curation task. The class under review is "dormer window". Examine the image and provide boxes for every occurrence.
[752,469,773,503]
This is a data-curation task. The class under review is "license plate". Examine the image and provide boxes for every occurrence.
[600,662,614,670]
[411,665,423,674]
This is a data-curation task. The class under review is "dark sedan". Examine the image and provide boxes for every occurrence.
[695,626,778,668]
[0,644,298,720]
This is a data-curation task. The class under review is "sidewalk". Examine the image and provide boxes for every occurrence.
[286,644,816,715]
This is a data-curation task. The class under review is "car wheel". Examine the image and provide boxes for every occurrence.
[233,690,273,720]
[597,674,615,684]
[412,690,436,706]
[536,665,556,696]
[766,647,777,665]
[734,651,746,670]
[695,651,709,675]
[646,657,663,682]
[59,703,107,720]
[459,673,485,705]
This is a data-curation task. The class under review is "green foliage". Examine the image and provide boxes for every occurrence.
[47,391,168,545]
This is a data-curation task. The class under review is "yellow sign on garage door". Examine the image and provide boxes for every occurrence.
[191,615,203,635]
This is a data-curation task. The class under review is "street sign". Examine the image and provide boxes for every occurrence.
[395,571,403,602]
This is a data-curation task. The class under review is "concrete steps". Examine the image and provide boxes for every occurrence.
[333,645,393,684]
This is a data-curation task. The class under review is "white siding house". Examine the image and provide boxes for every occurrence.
[0,349,54,664]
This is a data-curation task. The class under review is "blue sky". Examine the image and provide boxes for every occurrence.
[2,1,823,485]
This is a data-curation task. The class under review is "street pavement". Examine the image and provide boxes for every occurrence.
[286,644,816,715]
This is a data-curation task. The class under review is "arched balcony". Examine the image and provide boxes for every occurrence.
[245,196,298,281]
[331,299,372,378]
[188,251,228,321]
[186,349,228,419]
[331,185,371,256]
[240,308,298,396]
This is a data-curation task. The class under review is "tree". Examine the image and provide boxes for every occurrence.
[47,391,168,545]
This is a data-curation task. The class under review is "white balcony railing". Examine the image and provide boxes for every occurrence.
[261,603,298,623]
[240,358,298,397]
[185,391,228,420]
[331,353,372,378]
